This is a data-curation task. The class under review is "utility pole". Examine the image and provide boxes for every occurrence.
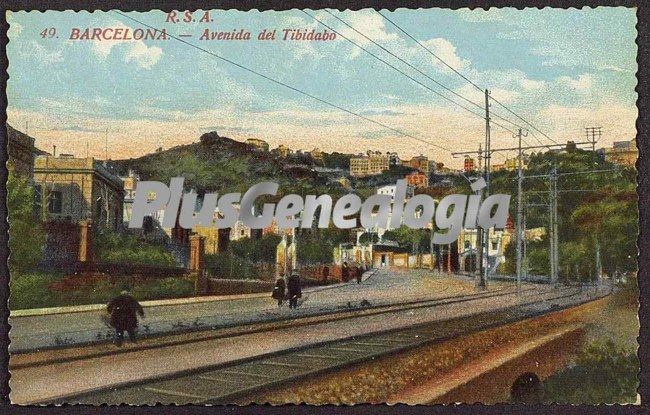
[595,240,601,285]
[523,208,528,280]
[105,127,109,161]
[550,166,559,285]
[515,128,526,293]
[429,218,435,271]
[479,89,491,289]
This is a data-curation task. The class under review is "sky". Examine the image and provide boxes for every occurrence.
[6,7,638,167]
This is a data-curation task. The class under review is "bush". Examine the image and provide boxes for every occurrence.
[10,271,194,310]
[7,167,45,273]
[542,340,638,404]
[132,277,194,300]
[95,228,176,266]
[9,272,62,309]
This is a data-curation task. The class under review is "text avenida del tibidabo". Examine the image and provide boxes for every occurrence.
[128,178,510,245]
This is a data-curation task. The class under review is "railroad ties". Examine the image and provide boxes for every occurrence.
[51,286,592,405]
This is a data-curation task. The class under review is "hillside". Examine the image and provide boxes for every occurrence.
[109,131,344,197]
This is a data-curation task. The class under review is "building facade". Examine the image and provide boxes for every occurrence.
[406,171,429,188]
[408,155,429,175]
[463,156,476,172]
[246,138,270,152]
[33,155,124,229]
[350,151,389,177]
[7,124,40,179]
[603,139,637,166]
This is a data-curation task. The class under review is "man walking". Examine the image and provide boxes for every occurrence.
[107,290,145,347]
[287,273,302,309]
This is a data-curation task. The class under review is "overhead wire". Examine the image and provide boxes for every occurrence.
[114,11,454,153]
[376,9,556,146]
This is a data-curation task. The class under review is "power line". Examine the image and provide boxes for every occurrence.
[317,10,529,137]
[114,12,454,153]
[376,10,483,93]
[303,10,518,136]
[376,10,556,145]
[490,96,558,144]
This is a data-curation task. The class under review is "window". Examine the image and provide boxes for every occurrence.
[48,190,62,214]
[491,240,498,250]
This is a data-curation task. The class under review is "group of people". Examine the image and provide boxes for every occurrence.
[105,263,367,347]
[342,262,365,284]
[272,273,303,309]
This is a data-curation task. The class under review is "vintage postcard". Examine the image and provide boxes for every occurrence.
[4,6,639,406]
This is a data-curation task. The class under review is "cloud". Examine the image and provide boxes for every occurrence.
[124,42,163,69]
[90,19,163,69]
[558,74,594,91]
[417,38,471,73]
[520,78,546,90]
[359,108,405,116]
[29,41,63,65]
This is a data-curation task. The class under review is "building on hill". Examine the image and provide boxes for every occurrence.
[377,183,415,200]
[503,154,530,171]
[463,156,476,172]
[246,138,270,152]
[599,139,637,166]
[388,152,401,167]
[309,147,324,164]
[274,144,293,157]
[33,155,124,229]
[350,151,389,177]
[407,155,429,175]
[406,171,429,188]
[491,163,505,172]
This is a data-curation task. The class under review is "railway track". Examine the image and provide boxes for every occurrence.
[46,285,603,405]
[11,280,528,366]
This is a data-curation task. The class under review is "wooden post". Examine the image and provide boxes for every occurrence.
[189,234,206,294]
[79,220,94,264]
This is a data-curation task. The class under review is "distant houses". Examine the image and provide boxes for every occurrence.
[598,139,637,167]
[350,151,390,177]
[246,138,270,152]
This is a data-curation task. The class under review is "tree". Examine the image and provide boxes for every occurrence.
[8,167,45,273]
[382,226,430,253]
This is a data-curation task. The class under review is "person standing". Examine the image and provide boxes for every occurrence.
[107,290,144,347]
[341,262,350,282]
[322,265,330,284]
[287,272,302,309]
[355,265,363,284]
[272,277,286,307]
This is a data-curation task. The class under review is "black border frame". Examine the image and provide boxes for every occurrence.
[0,1,646,413]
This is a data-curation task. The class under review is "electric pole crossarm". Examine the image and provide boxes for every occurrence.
[451,140,594,157]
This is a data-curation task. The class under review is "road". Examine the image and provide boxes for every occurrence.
[9,269,502,352]
[9,278,608,404]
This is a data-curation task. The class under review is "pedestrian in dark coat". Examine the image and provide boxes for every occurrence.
[355,266,363,284]
[107,290,144,347]
[322,265,330,283]
[287,273,302,309]
[341,262,350,282]
[272,277,286,307]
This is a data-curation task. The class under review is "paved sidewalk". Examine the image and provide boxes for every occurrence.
[9,270,490,352]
